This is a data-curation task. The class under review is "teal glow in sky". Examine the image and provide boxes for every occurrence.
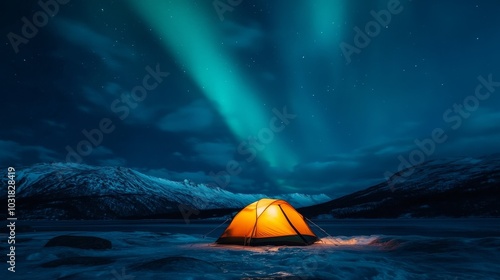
[129,0,298,170]
[2,0,500,197]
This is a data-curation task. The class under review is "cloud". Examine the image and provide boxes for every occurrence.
[142,167,254,188]
[298,159,359,171]
[0,140,58,164]
[189,138,235,167]
[77,80,158,122]
[90,147,126,166]
[158,100,214,132]
[373,144,414,156]
[51,18,134,69]
[261,71,276,81]
[98,157,127,166]
[435,109,500,157]
[462,109,500,135]
[316,178,386,198]
[104,82,122,96]
[9,128,34,138]
[274,139,427,197]
[82,86,110,109]
[42,120,66,129]
[222,21,263,49]
[279,119,500,197]
[92,146,114,157]
[394,121,423,135]
[0,140,23,162]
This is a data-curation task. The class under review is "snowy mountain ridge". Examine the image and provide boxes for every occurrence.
[9,162,330,219]
[300,155,500,218]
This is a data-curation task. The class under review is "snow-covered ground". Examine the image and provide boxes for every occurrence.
[6,219,500,279]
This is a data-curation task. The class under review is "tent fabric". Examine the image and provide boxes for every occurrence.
[216,198,318,246]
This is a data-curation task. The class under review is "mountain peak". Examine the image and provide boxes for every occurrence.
[9,163,330,220]
[300,155,500,218]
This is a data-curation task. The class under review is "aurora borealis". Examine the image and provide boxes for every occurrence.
[2,0,500,197]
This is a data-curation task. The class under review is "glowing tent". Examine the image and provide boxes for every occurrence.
[216,198,318,246]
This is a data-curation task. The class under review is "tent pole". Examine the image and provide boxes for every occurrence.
[279,205,308,245]
[203,218,231,238]
[305,217,334,240]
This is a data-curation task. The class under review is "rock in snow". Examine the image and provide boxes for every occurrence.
[44,235,112,250]
[41,256,115,268]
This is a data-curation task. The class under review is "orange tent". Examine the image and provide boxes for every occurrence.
[216,198,318,246]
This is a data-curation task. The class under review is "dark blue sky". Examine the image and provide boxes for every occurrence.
[2,0,500,197]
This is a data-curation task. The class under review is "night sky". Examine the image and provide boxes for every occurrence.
[2,0,500,198]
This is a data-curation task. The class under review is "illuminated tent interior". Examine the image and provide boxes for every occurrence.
[216,198,318,246]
